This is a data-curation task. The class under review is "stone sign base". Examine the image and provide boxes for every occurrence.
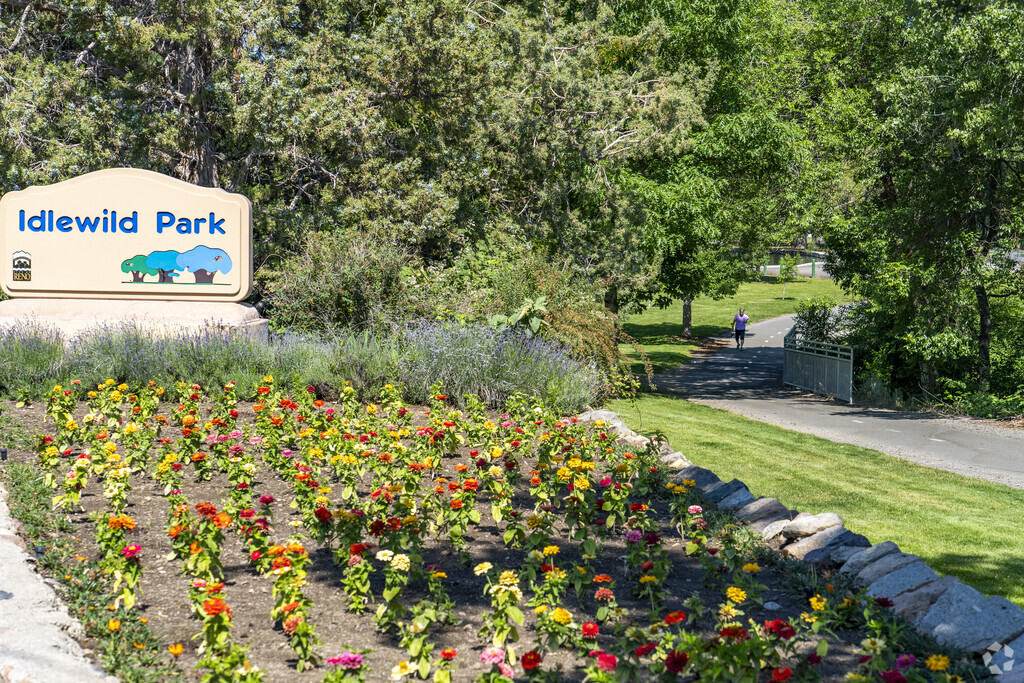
[0,298,268,343]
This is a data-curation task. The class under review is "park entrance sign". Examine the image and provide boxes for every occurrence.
[0,168,252,301]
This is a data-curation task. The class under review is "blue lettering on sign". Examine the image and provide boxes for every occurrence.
[156,212,175,233]
[17,210,226,235]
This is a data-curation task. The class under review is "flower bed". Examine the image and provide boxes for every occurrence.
[0,378,988,682]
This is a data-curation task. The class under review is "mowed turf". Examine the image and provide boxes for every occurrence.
[611,393,1024,607]
[620,277,854,375]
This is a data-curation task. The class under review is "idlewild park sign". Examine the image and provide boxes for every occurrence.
[0,169,253,302]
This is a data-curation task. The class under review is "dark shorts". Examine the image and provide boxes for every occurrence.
[735,328,746,342]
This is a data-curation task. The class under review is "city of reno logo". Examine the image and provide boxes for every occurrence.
[11,250,30,281]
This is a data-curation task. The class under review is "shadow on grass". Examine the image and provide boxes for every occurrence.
[923,551,1024,602]
[621,323,724,343]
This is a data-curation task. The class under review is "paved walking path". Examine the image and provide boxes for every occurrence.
[654,314,1024,489]
[0,481,114,683]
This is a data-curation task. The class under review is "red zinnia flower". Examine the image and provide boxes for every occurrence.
[665,650,689,673]
[771,667,793,682]
[440,649,457,660]
[581,622,599,638]
[765,618,796,640]
[522,651,542,670]
[596,653,617,672]
[634,643,656,657]
[664,611,687,625]
[719,625,750,640]
[314,506,332,524]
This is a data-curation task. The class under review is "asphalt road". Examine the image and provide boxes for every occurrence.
[653,314,1024,489]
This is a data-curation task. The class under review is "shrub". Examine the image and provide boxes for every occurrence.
[262,231,413,333]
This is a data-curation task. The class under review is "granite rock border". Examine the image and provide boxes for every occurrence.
[578,409,1024,659]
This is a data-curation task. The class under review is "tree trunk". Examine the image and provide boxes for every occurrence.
[604,284,618,316]
[168,40,217,187]
[157,269,177,283]
[682,298,692,337]
[192,269,216,284]
[975,284,991,393]
[131,271,145,282]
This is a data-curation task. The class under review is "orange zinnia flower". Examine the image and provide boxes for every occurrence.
[203,598,231,618]
[593,574,612,583]
[189,542,202,554]
[212,513,232,529]
[108,515,136,530]
[168,643,184,657]
[281,601,300,613]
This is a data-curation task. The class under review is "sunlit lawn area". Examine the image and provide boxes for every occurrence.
[611,393,1024,607]
[620,277,855,375]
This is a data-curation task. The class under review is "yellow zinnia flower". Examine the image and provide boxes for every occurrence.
[551,607,572,625]
[726,586,746,604]
[925,654,950,672]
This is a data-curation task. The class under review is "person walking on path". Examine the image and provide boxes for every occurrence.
[732,307,750,349]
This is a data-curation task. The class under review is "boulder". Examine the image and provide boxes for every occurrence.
[857,552,921,585]
[802,531,871,565]
[749,510,802,534]
[890,575,959,623]
[916,582,1024,653]
[719,488,757,511]
[781,512,843,540]
[867,561,940,599]
[840,542,900,576]
[704,479,749,504]
[783,525,851,560]
[827,544,868,567]
[577,409,619,423]
[761,513,809,540]
[734,498,788,524]
[673,466,720,491]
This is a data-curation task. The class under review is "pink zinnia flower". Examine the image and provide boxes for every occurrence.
[121,544,142,560]
[687,505,703,515]
[480,647,505,665]
[625,529,643,543]
[337,652,363,669]
[258,494,274,505]
[498,662,514,678]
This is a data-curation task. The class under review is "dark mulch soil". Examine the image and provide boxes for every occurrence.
[0,399,871,682]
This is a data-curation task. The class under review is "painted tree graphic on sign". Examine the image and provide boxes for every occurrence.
[145,250,182,283]
[176,246,232,284]
[120,255,160,283]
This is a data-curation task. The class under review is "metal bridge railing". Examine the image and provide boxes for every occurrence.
[783,328,854,403]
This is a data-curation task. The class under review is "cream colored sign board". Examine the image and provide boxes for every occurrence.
[0,168,253,301]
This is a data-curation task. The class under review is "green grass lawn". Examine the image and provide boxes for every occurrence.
[621,277,854,375]
[611,393,1024,607]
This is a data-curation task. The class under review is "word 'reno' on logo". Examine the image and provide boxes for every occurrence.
[12,251,31,282]
[983,641,1015,676]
